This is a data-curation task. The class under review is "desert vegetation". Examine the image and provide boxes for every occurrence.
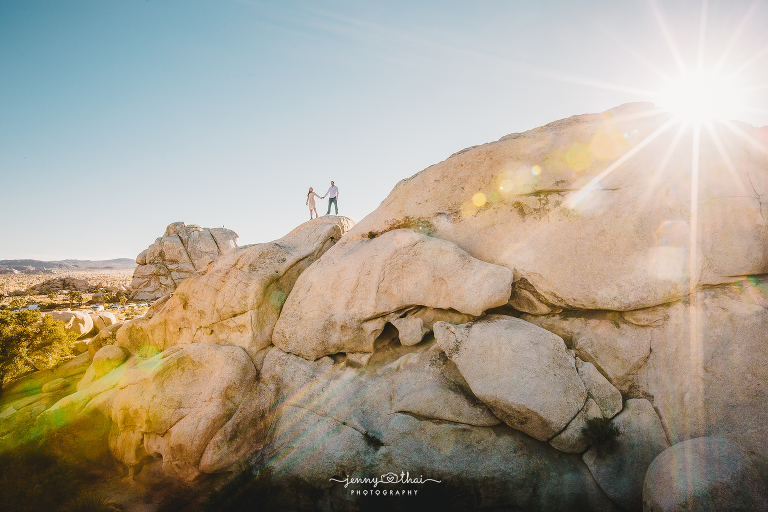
[0,309,77,386]
[0,269,135,313]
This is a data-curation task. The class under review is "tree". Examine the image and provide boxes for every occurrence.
[67,291,83,309]
[47,292,58,301]
[119,295,127,307]
[100,291,115,304]
[8,297,26,310]
[0,310,76,387]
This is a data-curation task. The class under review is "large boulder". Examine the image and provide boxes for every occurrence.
[273,229,513,360]
[117,216,354,355]
[110,343,258,480]
[130,222,240,300]
[77,345,129,391]
[335,103,768,312]
[583,399,670,510]
[89,311,118,333]
[434,315,587,441]
[643,437,768,512]
[48,310,94,338]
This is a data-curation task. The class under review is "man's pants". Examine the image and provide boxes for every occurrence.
[327,197,338,215]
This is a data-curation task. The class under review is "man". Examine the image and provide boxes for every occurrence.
[323,180,339,215]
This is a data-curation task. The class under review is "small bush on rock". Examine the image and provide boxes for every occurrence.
[582,416,620,452]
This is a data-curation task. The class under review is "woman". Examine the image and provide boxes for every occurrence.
[306,187,321,219]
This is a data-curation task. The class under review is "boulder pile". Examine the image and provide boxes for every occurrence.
[2,104,767,511]
[22,276,97,295]
[130,222,239,300]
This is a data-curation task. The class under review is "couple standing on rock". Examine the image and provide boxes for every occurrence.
[306,181,339,219]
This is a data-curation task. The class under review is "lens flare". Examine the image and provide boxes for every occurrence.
[565,144,594,172]
[472,192,487,207]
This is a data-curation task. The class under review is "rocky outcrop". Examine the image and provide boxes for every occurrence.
[110,343,258,480]
[576,359,622,419]
[89,311,117,333]
[523,310,651,393]
[130,222,239,301]
[434,315,586,441]
[272,229,513,360]
[26,277,97,294]
[0,354,91,444]
[117,216,354,355]
[643,437,768,512]
[337,103,768,312]
[77,346,128,391]
[48,310,94,338]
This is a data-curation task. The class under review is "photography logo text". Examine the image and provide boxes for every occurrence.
[330,471,441,496]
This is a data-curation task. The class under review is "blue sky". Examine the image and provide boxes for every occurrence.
[2,0,767,259]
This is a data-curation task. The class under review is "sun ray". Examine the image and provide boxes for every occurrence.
[727,44,768,80]
[649,0,688,74]
[696,0,709,71]
[712,1,762,73]
[687,123,703,441]
[608,107,671,124]
[704,122,750,196]
[566,116,678,208]
[593,24,674,82]
[719,119,768,153]
[637,121,689,210]
[505,116,679,256]
[529,70,657,98]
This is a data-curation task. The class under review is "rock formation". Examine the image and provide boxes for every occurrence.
[26,276,96,294]
[2,104,767,511]
[272,228,513,360]
[48,310,94,338]
[118,216,354,355]
[434,316,587,441]
[130,222,239,300]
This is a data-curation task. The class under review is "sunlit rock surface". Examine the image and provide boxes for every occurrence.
[273,228,513,360]
[118,216,354,355]
[340,102,768,311]
[130,222,240,300]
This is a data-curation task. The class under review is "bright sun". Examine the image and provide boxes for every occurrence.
[655,71,744,123]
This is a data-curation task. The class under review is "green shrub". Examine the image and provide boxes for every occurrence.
[582,416,620,452]
[0,309,76,386]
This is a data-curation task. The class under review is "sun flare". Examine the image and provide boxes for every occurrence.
[655,71,744,123]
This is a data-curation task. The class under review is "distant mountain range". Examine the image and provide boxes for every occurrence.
[0,258,136,274]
